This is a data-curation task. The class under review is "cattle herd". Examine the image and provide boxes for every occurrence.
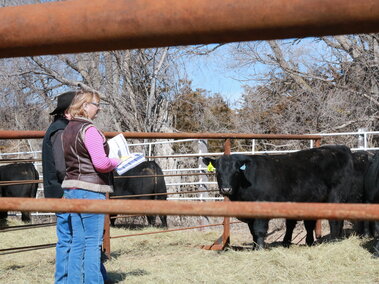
[204,145,379,255]
[3,144,379,256]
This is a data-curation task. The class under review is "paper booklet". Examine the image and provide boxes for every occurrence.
[108,133,146,175]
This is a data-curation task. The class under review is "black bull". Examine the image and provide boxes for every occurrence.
[0,163,39,222]
[111,161,168,227]
[203,145,355,249]
[363,152,379,256]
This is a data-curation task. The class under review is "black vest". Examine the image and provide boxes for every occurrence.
[42,118,69,198]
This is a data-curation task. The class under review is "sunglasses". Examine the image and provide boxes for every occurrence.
[89,102,100,108]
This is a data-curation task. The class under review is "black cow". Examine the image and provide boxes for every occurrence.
[363,151,379,255]
[203,145,354,249]
[351,151,373,203]
[276,150,371,246]
[349,151,373,236]
[111,161,168,227]
[0,163,39,222]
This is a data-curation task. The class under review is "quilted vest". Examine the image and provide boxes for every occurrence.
[61,117,113,193]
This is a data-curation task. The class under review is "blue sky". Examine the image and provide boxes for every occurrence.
[180,45,249,106]
[184,55,245,103]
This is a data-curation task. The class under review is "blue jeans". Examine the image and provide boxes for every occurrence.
[55,212,72,284]
[64,189,106,284]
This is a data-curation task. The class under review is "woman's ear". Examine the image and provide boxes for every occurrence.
[83,103,89,113]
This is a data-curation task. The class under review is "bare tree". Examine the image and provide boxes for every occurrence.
[228,34,379,143]
[21,48,174,132]
[0,46,178,156]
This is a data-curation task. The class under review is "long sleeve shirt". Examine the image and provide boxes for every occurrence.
[84,126,120,173]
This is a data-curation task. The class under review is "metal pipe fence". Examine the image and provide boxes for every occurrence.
[0,130,322,255]
[0,0,378,58]
[1,0,379,264]
[1,198,379,221]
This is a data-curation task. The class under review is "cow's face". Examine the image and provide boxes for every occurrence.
[203,155,249,196]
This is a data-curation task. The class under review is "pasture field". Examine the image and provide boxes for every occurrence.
[1,218,379,283]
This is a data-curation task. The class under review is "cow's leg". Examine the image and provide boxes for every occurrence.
[363,220,370,237]
[159,215,168,228]
[0,188,5,224]
[373,221,379,257]
[246,219,256,248]
[147,215,156,227]
[370,221,376,237]
[282,219,296,247]
[0,211,7,221]
[353,220,365,237]
[110,215,116,226]
[328,219,344,240]
[21,211,31,223]
[363,220,375,238]
[252,219,268,250]
[304,220,316,246]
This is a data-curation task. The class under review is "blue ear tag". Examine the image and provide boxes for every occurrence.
[240,164,246,171]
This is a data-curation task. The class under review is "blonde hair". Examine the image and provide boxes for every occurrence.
[67,90,100,119]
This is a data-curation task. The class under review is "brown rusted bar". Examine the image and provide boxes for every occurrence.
[112,221,241,240]
[203,139,232,250]
[0,130,45,139]
[0,222,56,233]
[203,139,231,250]
[0,180,42,186]
[110,189,219,199]
[313,138,323,239]
[115,132,321,140]
[103,193,111,259]
[0,0,379,58]
[0,243,56,256]
[0,130,322,140]
[1,198,379,221]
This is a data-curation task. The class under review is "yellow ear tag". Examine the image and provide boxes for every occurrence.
[207,162,215,172]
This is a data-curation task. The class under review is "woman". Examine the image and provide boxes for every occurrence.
[62,90,120,283]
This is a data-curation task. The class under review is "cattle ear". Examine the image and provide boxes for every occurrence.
[238,159,250,171]
[202,157,216,170]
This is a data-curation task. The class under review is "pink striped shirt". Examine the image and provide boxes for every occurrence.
[84,126,120,173]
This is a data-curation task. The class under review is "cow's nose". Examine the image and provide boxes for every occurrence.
[220,187,232,195]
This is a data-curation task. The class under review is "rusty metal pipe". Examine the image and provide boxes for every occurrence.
[0,180,42,186]
[1,198,379,221]
[0,243,56,255]
[0,0,378,58]
[111,221,241,239]
[0,130,322,140]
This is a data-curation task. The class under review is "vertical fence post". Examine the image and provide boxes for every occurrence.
[198,139,209,229]
[202,139,231,250]
[103,193,111,259]
[221,139,231,247]
[314,138,323,239]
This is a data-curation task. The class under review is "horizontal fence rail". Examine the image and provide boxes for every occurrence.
[1,198,379,221]
[0,130,322,140]
[0,0,379,58]
[111,221,241,239]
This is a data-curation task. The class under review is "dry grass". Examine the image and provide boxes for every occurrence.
[1,218,379,284]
